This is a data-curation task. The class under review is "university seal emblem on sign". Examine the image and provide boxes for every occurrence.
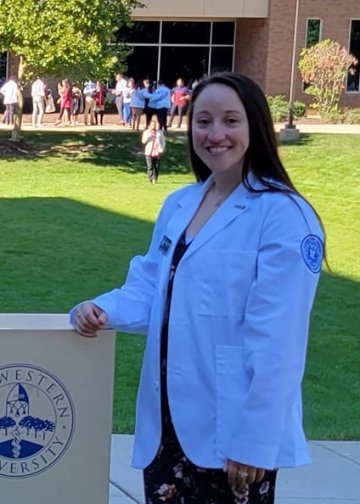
[0,364,75,479]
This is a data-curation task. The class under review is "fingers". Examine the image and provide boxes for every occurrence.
[227,461,266,490]
[74,302,108,337]
[255,468,266,483]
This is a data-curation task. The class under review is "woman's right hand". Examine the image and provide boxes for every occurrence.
[74,302,108,338]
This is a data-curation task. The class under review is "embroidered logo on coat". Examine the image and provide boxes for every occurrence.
[0,364,75,479]
[159,236,172,255]
[301,235,323,273]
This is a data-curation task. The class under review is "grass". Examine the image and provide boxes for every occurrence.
[0,130,359,439]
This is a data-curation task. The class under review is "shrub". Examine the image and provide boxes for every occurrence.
[298,39,357,118]
[292,100,306,118]
[266,95,289,122]
[321,109,344,124]
[266,95,307,122]
[342,107,360,125]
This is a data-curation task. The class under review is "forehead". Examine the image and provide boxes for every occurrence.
[193,83,245,114]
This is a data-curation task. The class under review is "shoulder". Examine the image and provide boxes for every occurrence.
[260,190,322,236]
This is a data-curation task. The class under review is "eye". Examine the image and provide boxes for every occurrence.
[225,117,240,125]
[196,118,210,126]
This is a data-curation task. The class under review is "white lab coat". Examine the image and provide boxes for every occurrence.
[71,174,323,471]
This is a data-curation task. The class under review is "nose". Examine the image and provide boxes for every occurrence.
[206,123,226,143]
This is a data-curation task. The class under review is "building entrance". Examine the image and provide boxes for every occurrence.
[115,21,235,88]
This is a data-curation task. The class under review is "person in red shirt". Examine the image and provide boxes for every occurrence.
[168,78,190,128]
[55,79,72,126]
[94,81,107,126]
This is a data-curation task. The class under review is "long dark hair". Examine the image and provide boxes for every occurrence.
[187,72,328,260]
[188,72,297,192]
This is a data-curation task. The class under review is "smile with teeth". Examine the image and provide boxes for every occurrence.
[207,146,230,153]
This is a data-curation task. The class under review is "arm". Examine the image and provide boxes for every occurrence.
[224,195,323,469]
[70,195,172,335]
[141,130,150,144]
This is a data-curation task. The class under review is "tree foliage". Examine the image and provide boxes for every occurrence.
[298,39,357,117]
[0,0,141,138]
[0,0,140,81]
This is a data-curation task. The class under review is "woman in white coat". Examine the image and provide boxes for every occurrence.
[71,72,324,503]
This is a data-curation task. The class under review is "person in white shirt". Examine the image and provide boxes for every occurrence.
[31,76,46,127]
[83,80,96,126]
[0,77,18,126]
[112,73,127,125]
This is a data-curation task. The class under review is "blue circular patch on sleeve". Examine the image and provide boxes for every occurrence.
[301,235,324,273]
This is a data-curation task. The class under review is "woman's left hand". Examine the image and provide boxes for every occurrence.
[226,460,265,489]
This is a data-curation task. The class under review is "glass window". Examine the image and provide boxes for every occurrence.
[124,46,159,83]
[347,20,360,92]
[160,47,209,87]
[115,21,160,44]
[210,47,233,74]
[212,22,235,45]
[306,19,321,47]
[162,22,211,45]
[0,53,6,81]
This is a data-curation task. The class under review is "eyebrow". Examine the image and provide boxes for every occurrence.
[194,109,243,115]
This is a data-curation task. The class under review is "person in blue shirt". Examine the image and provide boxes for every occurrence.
[130,80,146,131]
[143,80,171,131]
[71,72,324,504]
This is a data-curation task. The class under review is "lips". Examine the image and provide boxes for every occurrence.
[206,146,231,153]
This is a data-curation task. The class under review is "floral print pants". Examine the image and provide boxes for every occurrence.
[143,415,277,504]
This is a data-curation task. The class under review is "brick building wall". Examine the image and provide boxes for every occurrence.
[235,0,360,107]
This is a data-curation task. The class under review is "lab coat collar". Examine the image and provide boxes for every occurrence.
[165,173,261,261]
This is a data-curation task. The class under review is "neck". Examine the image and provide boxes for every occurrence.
[211,169,243,200]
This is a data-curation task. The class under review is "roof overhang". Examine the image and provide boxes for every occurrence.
[132,0,268,19]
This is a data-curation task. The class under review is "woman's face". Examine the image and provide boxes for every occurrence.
[191,83,250,179]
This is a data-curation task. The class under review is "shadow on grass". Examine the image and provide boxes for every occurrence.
[0,130,191,175]
[0,196,359,436]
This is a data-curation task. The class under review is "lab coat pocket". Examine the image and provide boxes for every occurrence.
[199,250,257,317]
[215,345,251,458]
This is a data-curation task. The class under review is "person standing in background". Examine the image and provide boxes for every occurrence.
[0,76,18,126]
[71,83,83,126]
[143,80,171,132]
[31,76,46,128]
[123,78,135,128]
[83,80,96,126]
[94,81,107,126]
[142,119,166,183]
[130,80,146,131]
[112,72,127,126]
[168,78,190,129]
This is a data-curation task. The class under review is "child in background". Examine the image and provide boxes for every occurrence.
[141,119,165,183]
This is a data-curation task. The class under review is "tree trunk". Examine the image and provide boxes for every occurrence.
[11,56,25,142]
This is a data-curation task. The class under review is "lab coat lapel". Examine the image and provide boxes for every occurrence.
[183,181,250,260]
[162,179,213,259]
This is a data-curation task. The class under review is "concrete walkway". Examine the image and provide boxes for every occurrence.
[109,435,360,504]
[1,116,360,135]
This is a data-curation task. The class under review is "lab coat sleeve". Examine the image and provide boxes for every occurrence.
[70,193,175,334]
[223,195,324,469]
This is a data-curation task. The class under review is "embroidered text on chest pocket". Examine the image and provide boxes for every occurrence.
[198,250,257,318]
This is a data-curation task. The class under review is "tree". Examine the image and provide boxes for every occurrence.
[298,39,357,117]
[0,0,141,140]
[0,416,16,436]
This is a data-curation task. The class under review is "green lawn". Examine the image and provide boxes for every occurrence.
[0,130,359,440]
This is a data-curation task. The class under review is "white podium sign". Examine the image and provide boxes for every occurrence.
[0,313,116,504]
